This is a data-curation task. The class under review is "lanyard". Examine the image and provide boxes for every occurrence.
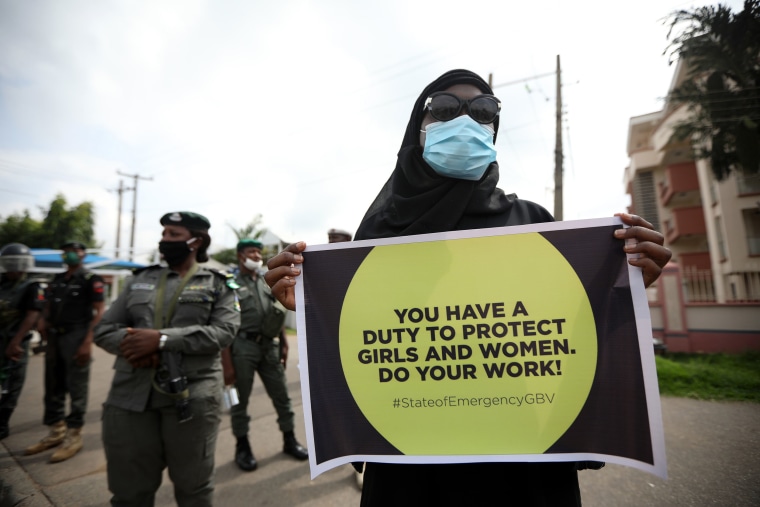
[153,263,199,329]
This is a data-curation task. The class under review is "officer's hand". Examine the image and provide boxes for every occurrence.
[280,337,289,367]
[614,213,672,288]
[120,328,161,362]
[37,319,48,342]
[5,340,23,362]
[221,347,236,385]
[73,340,92,367]
[264,242,306,311]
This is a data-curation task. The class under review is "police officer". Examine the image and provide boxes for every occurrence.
[25,240,105,462]
[94,211,240,507]
[327,228,352,243]
[0,243,46,440]
[221,238,308,472]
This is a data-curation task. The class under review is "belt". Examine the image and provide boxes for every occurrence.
[51,324,88,335]
[237,331,264,342]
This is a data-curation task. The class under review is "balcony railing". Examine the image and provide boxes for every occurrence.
[682,266,760,303]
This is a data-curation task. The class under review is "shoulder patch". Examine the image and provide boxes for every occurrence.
[207,268,240,290]
[92,280,105,294]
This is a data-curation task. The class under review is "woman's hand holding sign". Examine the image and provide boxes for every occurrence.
[265,241,306,311]
[614,213,672,288]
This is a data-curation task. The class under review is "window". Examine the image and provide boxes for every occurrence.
[742,208,760,256]
[736,172,760,195]
[715,216,727,260]
[633,171,661,231]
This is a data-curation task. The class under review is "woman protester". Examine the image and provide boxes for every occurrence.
[94,211,240,507]
[265,70,672,506]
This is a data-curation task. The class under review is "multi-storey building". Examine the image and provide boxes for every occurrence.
[624,60,760,353]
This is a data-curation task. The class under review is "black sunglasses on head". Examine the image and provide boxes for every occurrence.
[424,92,501,124]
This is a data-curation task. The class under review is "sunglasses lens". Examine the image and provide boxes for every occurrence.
[469,96,499,124]
[429,94,461,122]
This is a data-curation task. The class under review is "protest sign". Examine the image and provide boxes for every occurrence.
[295,217,666,479]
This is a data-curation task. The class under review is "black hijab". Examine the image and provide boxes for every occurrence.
[354,69,553,240]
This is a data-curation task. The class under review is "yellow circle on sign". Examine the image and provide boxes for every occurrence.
[339,233,597,455]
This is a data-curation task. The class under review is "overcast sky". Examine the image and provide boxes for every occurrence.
[0,0,743,262]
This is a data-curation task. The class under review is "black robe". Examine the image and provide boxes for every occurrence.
[355,69,582,506]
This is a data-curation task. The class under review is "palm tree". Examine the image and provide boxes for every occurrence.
[211,215,269,266]
[665,0,760,180]
[227,214,266,241]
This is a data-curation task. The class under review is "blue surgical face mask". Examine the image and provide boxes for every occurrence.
[422,115,497,181]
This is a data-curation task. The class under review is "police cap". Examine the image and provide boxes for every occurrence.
[160,211,211,232]
[328,228,352,242]
[237,238,263,252]
[60,240,87,251]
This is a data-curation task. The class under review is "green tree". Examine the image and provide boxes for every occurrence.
[665,0,760,180]
[228,214,265,242]
[42,195,97,248]
[0,210,43,246]
[0,194,98,248]
[211,215,268,266]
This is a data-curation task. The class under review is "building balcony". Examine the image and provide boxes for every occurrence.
[659,162,700,207]
[663,206,707,244]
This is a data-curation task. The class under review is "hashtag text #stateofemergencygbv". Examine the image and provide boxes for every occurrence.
[392,393,555,409]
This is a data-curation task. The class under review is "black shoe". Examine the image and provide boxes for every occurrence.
[283,433,308,460]
[235,436,258,471]
[0,408,10,440]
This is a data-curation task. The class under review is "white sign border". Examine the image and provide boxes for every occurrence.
[295,216,667,479]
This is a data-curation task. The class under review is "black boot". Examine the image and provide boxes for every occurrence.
[0,408,11,440]
[283,431,308,460]
[235,435,257,471]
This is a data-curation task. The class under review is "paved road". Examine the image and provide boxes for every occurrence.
[1,338,758,506]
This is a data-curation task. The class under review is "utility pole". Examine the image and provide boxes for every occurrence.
[109,178,135,259]
[489,64,564,219]
[116,170,153,261]
[553,54,563,221]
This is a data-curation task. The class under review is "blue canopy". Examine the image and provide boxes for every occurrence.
[30,249,145,270]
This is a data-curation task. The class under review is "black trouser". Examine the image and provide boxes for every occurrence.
[43,327,91,428]
[0,337,30,414]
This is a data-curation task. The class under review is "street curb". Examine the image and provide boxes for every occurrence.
[0,444,53,507]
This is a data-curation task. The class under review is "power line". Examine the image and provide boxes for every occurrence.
[491,71,556,90]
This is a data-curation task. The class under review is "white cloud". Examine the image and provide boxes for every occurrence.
[0,0,748,258]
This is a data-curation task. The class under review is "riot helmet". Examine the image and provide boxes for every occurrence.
[0,243,35,273]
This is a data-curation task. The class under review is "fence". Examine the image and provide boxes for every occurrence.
[682,266,760,303]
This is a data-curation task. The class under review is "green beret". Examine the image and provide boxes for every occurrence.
[160,211,211,231]
[237,238,263,252]
[60,240,86,251]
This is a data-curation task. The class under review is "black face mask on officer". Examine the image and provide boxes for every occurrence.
[158,238,197,267]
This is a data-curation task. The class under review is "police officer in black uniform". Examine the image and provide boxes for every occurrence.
[25,240,105,462]
[0,243,46,440]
